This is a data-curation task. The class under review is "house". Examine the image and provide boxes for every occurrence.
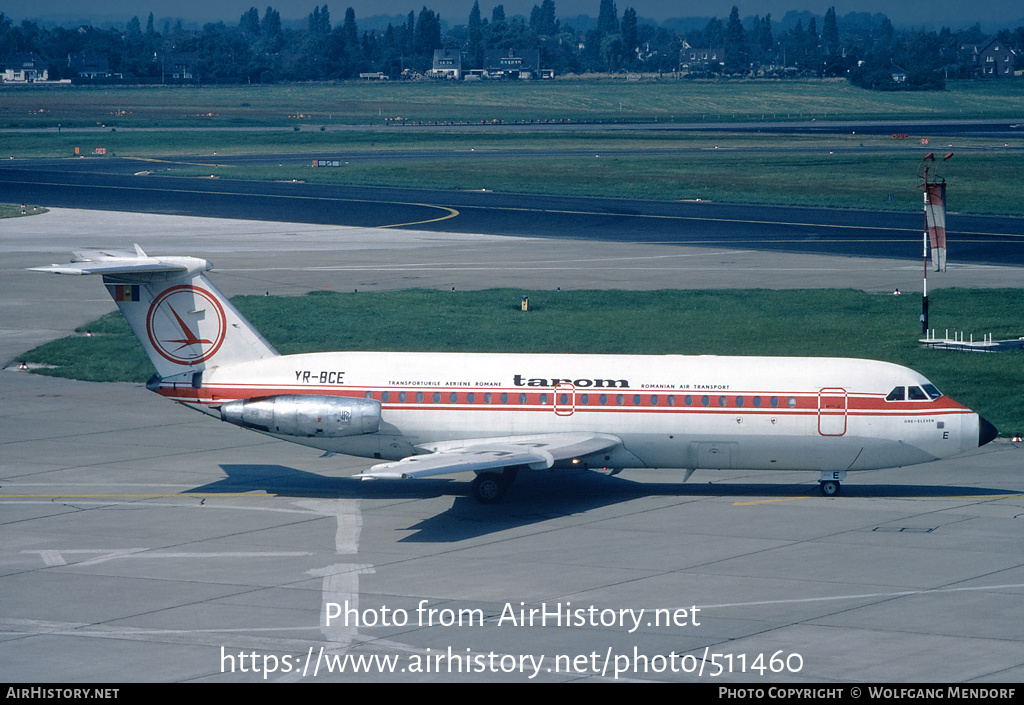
[430,49,461,79]
[970,38,1017,78]
[679,44,724,75]
[483,48,541,79]
[889,63,907,84]
[68,53,111,79]
[155,52,198,81]
[2,53,49,82]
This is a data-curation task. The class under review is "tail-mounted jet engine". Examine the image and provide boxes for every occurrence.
[220,395,381,438]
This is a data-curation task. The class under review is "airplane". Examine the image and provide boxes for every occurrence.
[32,246,998,503]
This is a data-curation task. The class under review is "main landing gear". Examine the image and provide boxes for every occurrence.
[470,468,519,504]
[818,470,846,497]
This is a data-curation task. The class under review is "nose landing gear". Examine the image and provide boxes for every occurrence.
[819,480,841,497]
[819,470,846,497]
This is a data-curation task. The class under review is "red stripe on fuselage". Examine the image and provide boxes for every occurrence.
[154,383,972,416]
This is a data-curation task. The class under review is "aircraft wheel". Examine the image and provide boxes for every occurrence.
[819,480,841,497]
[471,472,507,504]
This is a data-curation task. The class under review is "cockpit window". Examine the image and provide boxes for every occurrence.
[886,384,942,402]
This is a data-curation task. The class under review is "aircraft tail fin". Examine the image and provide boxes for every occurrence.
[31,246,278,379]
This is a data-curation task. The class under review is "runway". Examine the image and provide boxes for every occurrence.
[4,160,1024,266]
[2,210,1023,683]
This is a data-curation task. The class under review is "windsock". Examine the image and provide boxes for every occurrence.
[923,181,947,271]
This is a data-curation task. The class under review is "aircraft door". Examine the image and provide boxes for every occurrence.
[554,382,575,416]
[818,388,848,436]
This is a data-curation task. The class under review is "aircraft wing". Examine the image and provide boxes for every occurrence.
[361,433,623,480]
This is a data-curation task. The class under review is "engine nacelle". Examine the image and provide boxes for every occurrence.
[220,395,381,438]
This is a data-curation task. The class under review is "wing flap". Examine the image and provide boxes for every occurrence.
[362,447,553,480]
[361,432,622,480]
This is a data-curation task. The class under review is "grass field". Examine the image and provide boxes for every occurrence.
[3,79,1022,213]
[155,138,1022,213]
[0,204,47,218]
[3,79,1024,128]
[7,128,1016,213]
[20,288,1024,435]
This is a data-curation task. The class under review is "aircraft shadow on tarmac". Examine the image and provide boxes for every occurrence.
[182,464,1021,543]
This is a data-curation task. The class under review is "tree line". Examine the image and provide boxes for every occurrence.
[2,3,1022,89]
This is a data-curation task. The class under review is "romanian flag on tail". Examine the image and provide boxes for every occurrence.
[108,284,140,302]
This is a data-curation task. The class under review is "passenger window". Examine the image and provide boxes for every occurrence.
[886,387,905,401]
[908,386,928,400]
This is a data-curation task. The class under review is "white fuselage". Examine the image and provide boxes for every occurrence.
[31,251,993,494]
[156,350,982,474]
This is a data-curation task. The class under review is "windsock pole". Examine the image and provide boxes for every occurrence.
[916,152,951,336]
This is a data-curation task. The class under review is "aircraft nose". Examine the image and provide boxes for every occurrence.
[979,417,998,447]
